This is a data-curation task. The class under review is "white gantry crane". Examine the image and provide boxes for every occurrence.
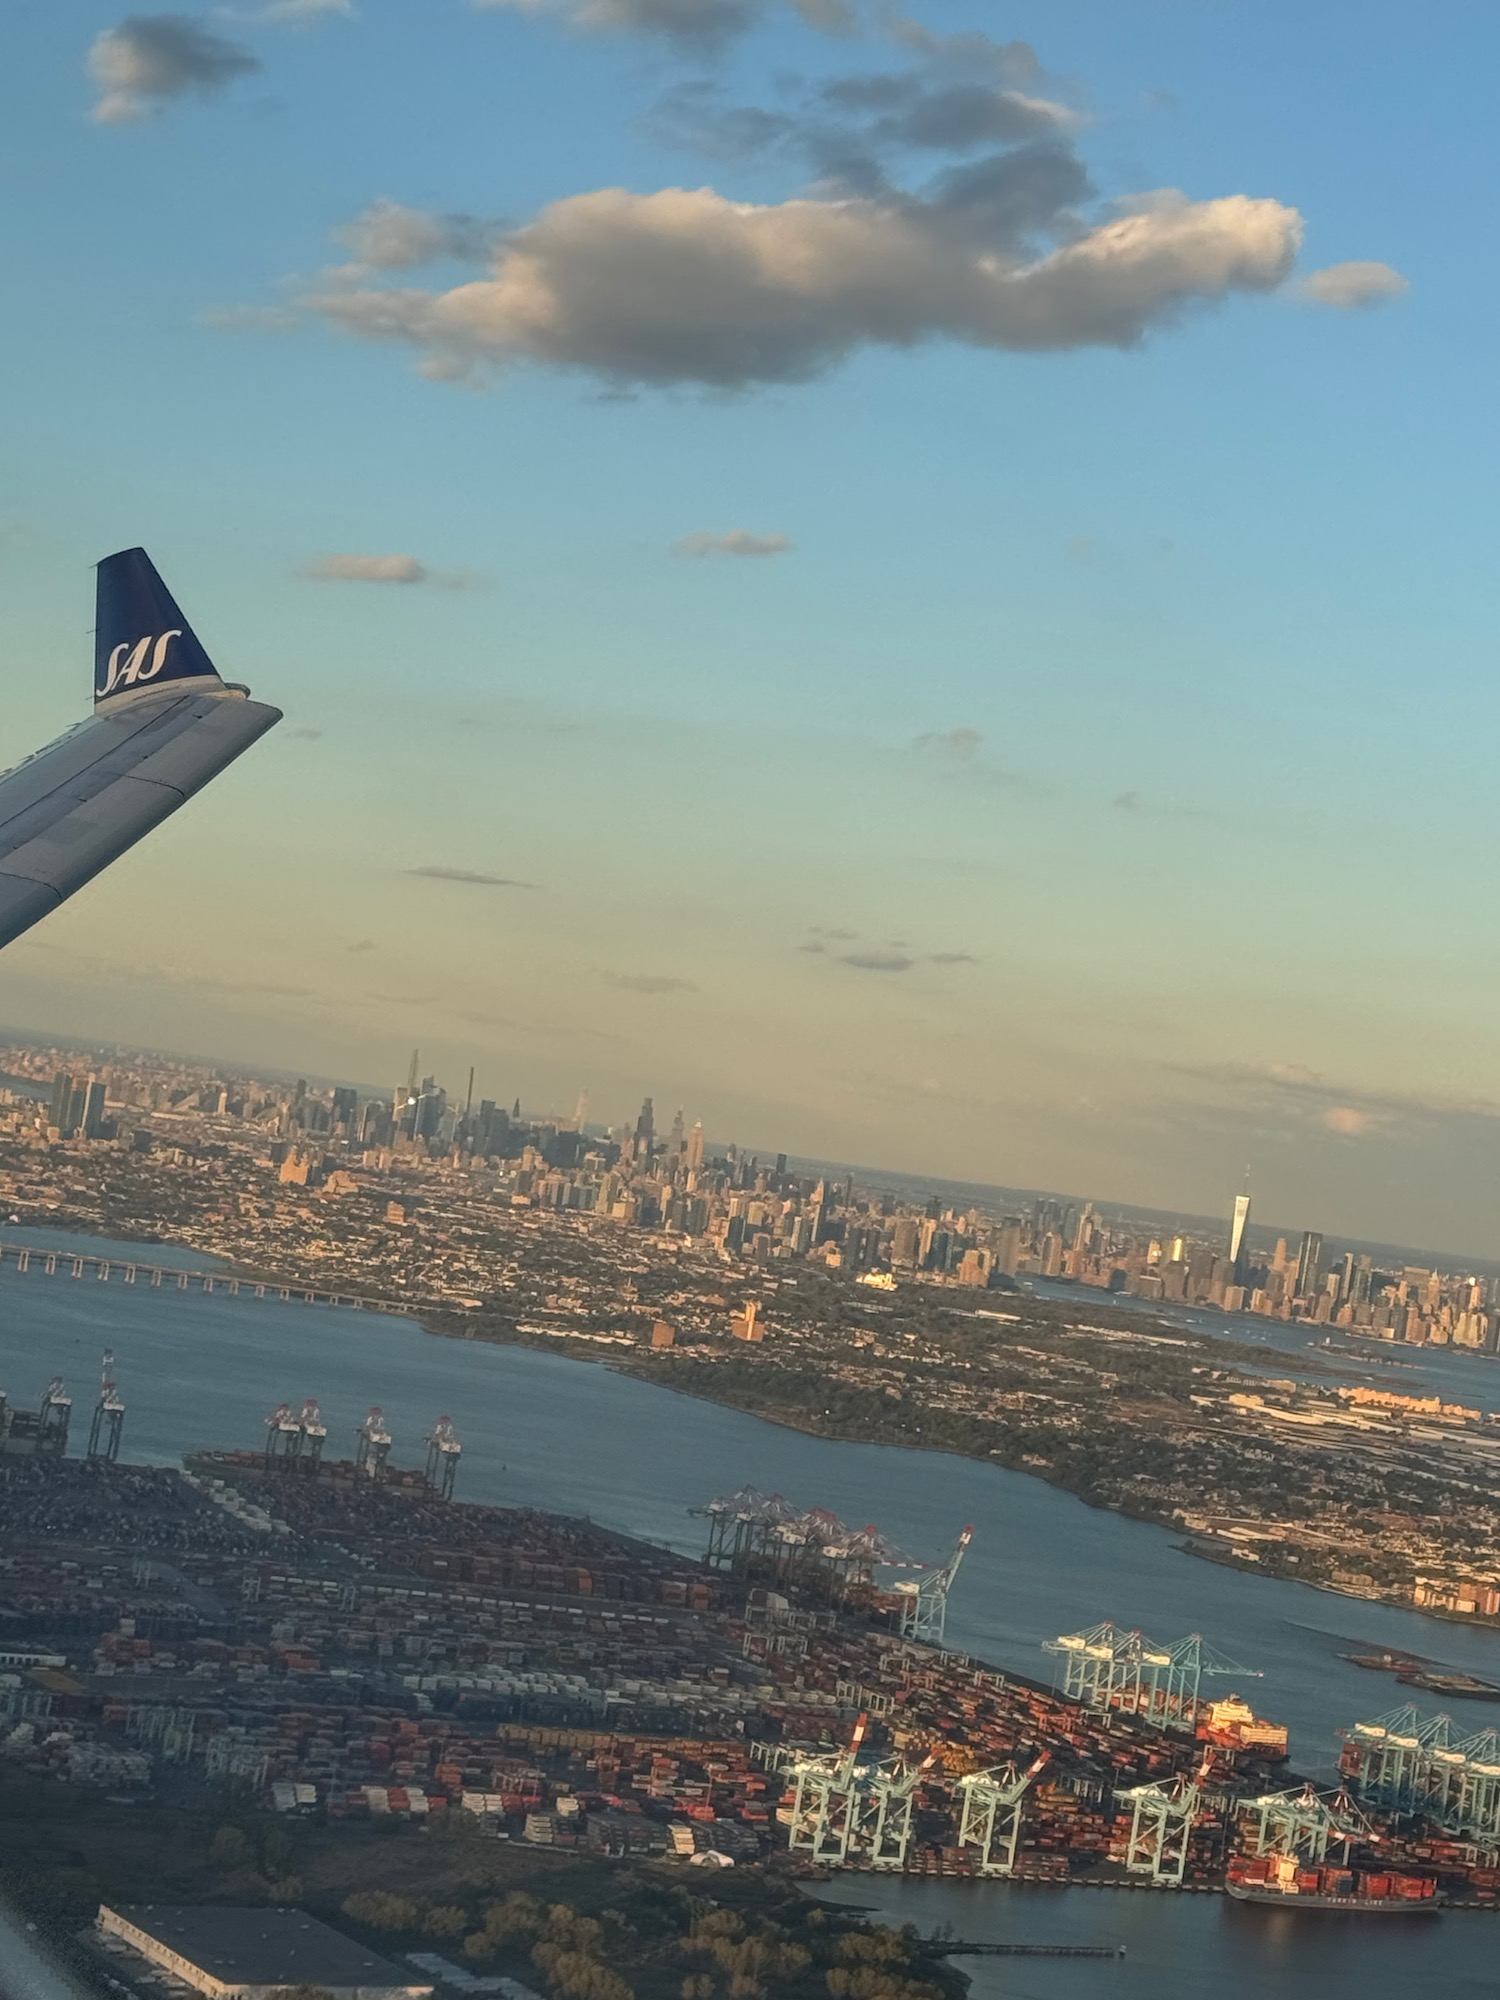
[957,1751,1050,1875]
[1239,1783,1373,1865]
[297,1398,328,1471]
[787,1714,939,1870]
[1118,1746,1218,1886]
[355,1405,393,1479]
[263,1400,301,1467]
[87,1350,125,1462]
[38,1376,72,1455]
[425,1414,462,1499]
[893,1525,972,1645]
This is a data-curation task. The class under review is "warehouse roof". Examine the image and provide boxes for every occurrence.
[103,1906,428,1993]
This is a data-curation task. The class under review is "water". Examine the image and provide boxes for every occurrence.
[818,1878,1497,2000]
[1032,1276,1500,1415]
[1,1226,1498,1993]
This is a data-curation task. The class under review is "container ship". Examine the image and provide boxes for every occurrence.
[1227,1855,1441,1913]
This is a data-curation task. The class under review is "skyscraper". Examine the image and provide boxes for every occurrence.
[81,1078,108,1140]
[1295,1230,1323,1300]
[686,1121,705,1174]
[634,1097,655,1156]
[1228,1191,1252,1270]
[49,1071,78,1137]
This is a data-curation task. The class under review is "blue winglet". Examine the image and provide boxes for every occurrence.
[95,548,224,705]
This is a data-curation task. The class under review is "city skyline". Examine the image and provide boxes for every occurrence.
[13,1025,1500,1281]
[8,3,1500,1252]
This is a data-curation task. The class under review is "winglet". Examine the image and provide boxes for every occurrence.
[95,548,226,706]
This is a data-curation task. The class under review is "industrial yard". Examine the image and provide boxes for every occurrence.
[0,1368,1497,1964]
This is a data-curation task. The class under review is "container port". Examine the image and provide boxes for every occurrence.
[0,1391,1494,1914]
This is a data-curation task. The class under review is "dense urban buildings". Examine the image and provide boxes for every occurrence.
[4,1036,1500,1632]
[0,1040,1495,1356]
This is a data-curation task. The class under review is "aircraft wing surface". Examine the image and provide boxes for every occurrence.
[0,547,281,950]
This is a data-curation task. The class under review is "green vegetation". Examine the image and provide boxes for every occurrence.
[0,1772,962,2000]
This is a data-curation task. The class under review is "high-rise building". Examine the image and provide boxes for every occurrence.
[81,1078,108,1140]
[686,1121,705,1174]
[634,1097,655,1155]
[50,1071,78,1136]
[1228,1192,1252,1269]
[1295,1230,1323,1299]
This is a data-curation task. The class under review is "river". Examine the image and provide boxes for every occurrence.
[1,1227,1499,1996]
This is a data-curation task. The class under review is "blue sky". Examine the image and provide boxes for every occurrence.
[2,0,1499,1252]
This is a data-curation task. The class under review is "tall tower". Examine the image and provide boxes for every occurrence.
[1295,1230,1323,1300]
[635,1096,655,1156]
[1228,1191,1252,1272]
[686,1121,705,1174]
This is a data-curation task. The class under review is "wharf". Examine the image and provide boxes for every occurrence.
[931,1941,1125,1958]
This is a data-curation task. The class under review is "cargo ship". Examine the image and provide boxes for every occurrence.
[1227,1855,1441,1912]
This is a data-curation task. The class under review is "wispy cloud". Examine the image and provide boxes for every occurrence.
[839,950,915,972]
[198,302,302,334]
[1298,260,1409,310]
[471,0,854,55]
[605,972,698,993]
[305,553,429,584]
[407,866,535,887]
[914,727,984,761]
[89,14,260,123]
[673,530,791,558]
[1170,1058,1500,1141]
[256,0,355,19]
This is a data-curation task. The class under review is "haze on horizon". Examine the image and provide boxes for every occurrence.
[2,0,1496,1254]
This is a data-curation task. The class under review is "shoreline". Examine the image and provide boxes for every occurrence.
[0,1211,1486,1649]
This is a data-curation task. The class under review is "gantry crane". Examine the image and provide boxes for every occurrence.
[1238,1783,1372,1865]
[787,1715,939,1870]
[895,1526,972,1645]
[296,1398,327,1472]
[37,1376,71,1456]
[957,1751,1050,1875]
[86,1350,125,1462]
[425,1414,461,1499]
[1118,1745,1218,1886]
[355,1405,393,1479]
[1046,1621,1258,1732]
[263,1401,300,1467]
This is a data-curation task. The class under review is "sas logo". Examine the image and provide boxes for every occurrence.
[97,629,183,699]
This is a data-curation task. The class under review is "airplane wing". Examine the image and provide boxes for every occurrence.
[0,547,281,950]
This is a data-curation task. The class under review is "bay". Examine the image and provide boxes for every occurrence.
[1,1226,1499,1997]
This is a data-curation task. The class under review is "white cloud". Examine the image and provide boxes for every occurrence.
[307,183,1302,389]
[333,199,503,273]
[1323,1105,1375,1137]
[89,13,260,123]
[1298,259,1409,309]
[673,529,791,557]
[305,553,428,583]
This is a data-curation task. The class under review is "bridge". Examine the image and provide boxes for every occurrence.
[0,1243,411,1317]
